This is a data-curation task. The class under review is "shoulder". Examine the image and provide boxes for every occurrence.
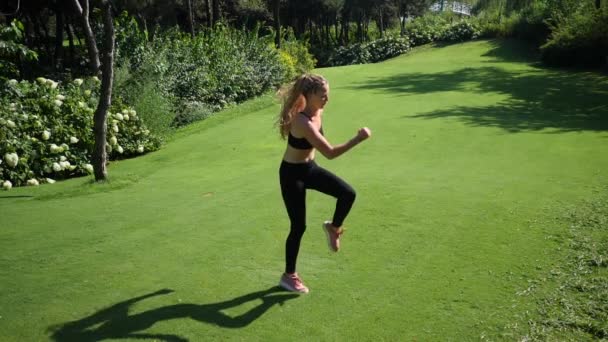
[292,113,312,128]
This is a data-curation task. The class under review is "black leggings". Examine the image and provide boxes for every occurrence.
[279,160,356,274]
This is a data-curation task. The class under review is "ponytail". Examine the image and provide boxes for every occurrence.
[276,74,327,139]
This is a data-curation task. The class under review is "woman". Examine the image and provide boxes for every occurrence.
[277,74,371,294]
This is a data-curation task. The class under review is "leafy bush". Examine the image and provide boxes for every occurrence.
[0,77,160,188]
[279,34,317,80]
[367,35,412,62]
[441,20,481,42]
[127,24,286,126]
[541,6,608,67]
[330,35,411,66]
[0,20,38,81]
[331,42,372,66]
[405,13,448,46]
[114,11,148,69]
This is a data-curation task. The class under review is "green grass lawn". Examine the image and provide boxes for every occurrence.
[1,39,607,341]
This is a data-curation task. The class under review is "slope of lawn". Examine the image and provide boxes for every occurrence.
[1,39,607,341]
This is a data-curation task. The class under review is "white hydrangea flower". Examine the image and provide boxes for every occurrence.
[111,119,119,125]
[36,77,47,84]
[115,113,124,121]
[123,114,130,121]
[6,120,16,128]
[84,90,92,97]
[60,156,67,162]
[47,80,58,89]
[109,136,118,146]
[8,79,17,86]
[78,101,87,108]
[4,153,18,168]
[84,164,94,173]
[106,144,112,153]
[68,165,77,171]
[50,144,60,153]
[52,162,62,172]
[112,125,119,133]
[46,178,56,184]
[122,109,129,115]
[74,78,84,86]
[54,100,63,107]
[27,179,40,186]
[2,180,12,190]
[30,137,38,142]
[42,130,51,140]
[92,76,100,83]
[143,129,150,135]
[56,94,66,101]
[117,146,124,154]
[70,136,79,144]
[129,109,137,117]
[59,161,71,169]
[137,146,144,153]
[60,143,69,151]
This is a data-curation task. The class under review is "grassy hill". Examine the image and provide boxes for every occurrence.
[1,39,607,341]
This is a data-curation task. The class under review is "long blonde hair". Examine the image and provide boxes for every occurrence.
[276,74,327,139]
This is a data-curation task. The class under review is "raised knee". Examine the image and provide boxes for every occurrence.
[343,188,356,202]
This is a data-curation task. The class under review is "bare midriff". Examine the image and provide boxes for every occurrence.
[282,145,315,163]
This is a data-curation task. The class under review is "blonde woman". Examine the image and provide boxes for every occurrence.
[277,74,371,293]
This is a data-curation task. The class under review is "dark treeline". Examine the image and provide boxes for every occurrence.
[0,0,442,73]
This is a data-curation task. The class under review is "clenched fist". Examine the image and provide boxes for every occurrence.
[357,127,372,141]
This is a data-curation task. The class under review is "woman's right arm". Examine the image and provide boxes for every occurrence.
[301,120,371,160]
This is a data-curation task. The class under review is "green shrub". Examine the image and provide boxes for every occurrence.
[114,11,148,69]
[113,65,175,139]
[405,13,448,46]
[0,77,160,188]
[366,35,412,62]
[441,20,481,42]
[330,35,411,66]
[0,20,38,81]
[130,24,286,126]
[279,34,317,79]
[331,42,373,66]
[541,6,608,67]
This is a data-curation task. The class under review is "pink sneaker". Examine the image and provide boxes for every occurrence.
[323,221,343,252]
[279,273,309,294]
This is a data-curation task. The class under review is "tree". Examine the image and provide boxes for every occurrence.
[71,0,100,72]
[212,0,221,24]
[70,0,115,181]
[187,0,195,36]
[273,0,280,47]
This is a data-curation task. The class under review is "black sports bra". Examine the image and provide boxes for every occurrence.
[288,113,324,150]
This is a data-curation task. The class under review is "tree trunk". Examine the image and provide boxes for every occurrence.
[53,5,64,69]
[204,0,212,27]
[72,0,101,72]
[379,10,384,38]
[212,0,220,25]
[92,0,115,181]
[66,19,76,68]
[187,0,195,37]
[273,0,280,48]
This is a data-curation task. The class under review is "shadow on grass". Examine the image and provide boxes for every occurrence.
[349,63,608,133]
[350,41,608,132]
[0,195,34,199]
[48,287,298,342]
